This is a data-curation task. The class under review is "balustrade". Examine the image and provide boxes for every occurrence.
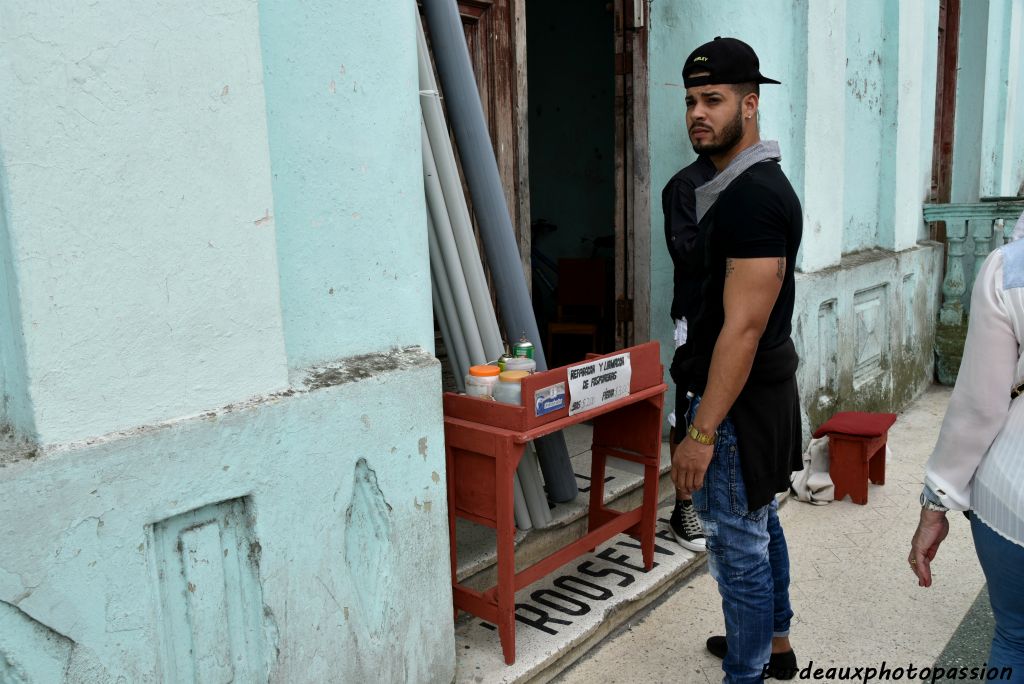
[922,199,1024,384]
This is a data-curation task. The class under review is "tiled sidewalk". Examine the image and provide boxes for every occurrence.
[557,385,993,683]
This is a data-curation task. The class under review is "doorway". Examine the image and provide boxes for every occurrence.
[424,0,649,378]
[526,0,648,367]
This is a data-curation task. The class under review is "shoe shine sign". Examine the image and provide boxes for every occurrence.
[566,352,631,416]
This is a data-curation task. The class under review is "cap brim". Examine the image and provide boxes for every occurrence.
[758,76,782,85]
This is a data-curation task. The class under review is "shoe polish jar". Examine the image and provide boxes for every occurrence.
[493,370,529,405]
[503,356,536,374]
[465,365,500,398]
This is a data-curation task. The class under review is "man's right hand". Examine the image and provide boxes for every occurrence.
[672,435,714,496]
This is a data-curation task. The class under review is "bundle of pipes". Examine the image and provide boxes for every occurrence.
[417,14,553,530]
[420,0,579,506]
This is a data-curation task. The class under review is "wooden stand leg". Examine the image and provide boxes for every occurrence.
[588,448,608,534]
[641,461,658,570]
[496,448,518,665]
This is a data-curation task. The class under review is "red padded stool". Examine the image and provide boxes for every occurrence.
[813,412,897,505]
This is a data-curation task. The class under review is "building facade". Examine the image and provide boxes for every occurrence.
[0,1,454,681]
[0,0,1022,681]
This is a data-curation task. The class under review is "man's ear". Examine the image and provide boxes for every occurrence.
[743,92,759,119]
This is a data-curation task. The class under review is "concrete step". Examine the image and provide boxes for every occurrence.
[453,425,709,683]
[454,501,705,684]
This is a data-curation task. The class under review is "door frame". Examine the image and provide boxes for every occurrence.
[613,0,651,349]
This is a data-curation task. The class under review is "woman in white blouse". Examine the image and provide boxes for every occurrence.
[909,213,1024,682]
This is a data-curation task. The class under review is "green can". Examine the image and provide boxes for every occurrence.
[513,333,534,359]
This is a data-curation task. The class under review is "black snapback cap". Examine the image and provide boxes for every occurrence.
[682,37,781,88]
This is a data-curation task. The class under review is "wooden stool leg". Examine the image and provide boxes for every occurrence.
[868,442,886,485]
[829,437,869,505]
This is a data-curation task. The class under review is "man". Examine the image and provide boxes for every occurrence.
[662,154,715,552]
[669,37,803,683]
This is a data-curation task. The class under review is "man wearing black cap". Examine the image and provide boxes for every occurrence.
[668,37,802,683]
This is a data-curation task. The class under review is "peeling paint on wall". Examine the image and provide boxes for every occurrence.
[345,458,394,641]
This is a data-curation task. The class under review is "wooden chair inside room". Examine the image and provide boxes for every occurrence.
[546,258,607,362]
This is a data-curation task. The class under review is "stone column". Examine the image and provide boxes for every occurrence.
[891,0,936,252]
[798,0,845,272]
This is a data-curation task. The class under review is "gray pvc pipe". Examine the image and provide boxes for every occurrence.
[422,122,486,364]
[427,214,472,379]
[416,17,503,360]
[421,28,539,529]
[421,0,578,502]
[430,279,465,393]
[430,278,466,395]
[427,159,533,529]
[512,474,533,531]
[518,446,552,528]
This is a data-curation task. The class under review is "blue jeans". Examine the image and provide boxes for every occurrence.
[689,396,794,684]
[972,514,1024,682]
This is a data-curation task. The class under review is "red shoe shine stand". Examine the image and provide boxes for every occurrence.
[442,342,667,664]
[813,411,897,505]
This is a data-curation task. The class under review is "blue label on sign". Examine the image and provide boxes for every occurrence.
[534,382,566,416]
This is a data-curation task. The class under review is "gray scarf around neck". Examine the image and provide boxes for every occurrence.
[695,140,782,222]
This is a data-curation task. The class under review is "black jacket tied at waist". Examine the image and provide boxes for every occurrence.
[671,337,802,511]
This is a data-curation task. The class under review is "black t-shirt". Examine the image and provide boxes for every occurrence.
[661,156,717,321]
[672,158,804,511]
[685,159,802,367]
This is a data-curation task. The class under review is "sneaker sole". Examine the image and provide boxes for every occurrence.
[669,525,706,552]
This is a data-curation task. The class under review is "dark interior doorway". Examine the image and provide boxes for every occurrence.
[526,0,617,368]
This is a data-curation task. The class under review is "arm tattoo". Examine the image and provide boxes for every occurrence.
[776,257,785,282]
[725,258,735,278]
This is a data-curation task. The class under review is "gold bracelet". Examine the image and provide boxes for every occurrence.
[687,423,716,445]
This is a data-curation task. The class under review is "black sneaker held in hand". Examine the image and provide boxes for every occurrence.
[669,499,706,552]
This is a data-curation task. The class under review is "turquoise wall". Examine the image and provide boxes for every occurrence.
[0,186,33,442]
[0,0,290,445]
[952,0,1024,201]
[843,0,898,253]
[0,353,453,682]
[1006,0,1024,194]
[0,1,455,680]
[259,0,435,369]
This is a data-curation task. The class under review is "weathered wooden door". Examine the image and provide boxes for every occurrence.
[613,0,650,348]
[929,0,960,246]
[452,0,532,288]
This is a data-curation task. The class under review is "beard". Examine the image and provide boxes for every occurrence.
[690,105,744,155]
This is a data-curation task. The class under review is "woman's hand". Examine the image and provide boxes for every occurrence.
[908,509,949,587]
